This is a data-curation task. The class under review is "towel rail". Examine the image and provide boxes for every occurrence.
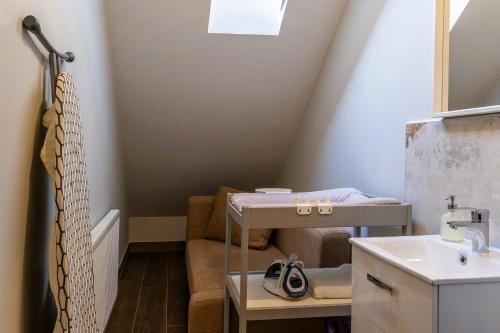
[22,15,75,101]
[23,15,75,62]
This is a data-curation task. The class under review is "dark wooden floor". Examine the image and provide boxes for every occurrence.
[105,251,189,333]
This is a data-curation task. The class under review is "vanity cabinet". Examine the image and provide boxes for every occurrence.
[352,246,500,333]
[352,247,437,333]
[352,308,385,333]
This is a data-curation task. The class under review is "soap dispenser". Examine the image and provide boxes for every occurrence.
[440,195,465,242]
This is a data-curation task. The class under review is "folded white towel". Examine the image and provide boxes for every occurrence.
[304,264,352,299]
[230,188,400,211]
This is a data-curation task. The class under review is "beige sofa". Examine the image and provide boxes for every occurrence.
[185,195,353,333]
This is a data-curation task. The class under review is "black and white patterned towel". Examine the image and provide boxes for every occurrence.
[41,73,98,333]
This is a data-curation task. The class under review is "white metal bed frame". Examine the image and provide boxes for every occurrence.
[223,197,412,333]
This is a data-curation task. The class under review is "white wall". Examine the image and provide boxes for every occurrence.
[1,1,127,331]
[278,0,435,200]
[103,0,347,216]
[480,76,500,107]
[129,216,187,242]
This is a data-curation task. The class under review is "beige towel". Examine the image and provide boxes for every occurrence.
[305,264,352,299]
[40,104,57,180]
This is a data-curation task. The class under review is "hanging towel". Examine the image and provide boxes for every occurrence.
[41,73,99,333]
[304,264,352,299]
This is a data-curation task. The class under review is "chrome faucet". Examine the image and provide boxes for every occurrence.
[448,209,490,253]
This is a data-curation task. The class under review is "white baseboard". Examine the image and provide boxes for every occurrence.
[129,216,187,242]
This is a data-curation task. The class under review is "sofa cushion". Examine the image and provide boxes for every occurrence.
[186,196,216,241]
[186,239,285,295]
[205,186,273,250]
[274,227,353,268]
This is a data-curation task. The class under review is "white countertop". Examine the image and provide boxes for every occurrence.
[350,235,500,285]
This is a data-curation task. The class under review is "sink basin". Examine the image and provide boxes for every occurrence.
[350,235,500,284]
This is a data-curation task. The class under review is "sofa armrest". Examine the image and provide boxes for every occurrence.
[186,196,216,241]
[273,227,353,268]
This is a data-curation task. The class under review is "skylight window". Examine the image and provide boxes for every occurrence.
[208,0,288,36]
[449,0,470,31]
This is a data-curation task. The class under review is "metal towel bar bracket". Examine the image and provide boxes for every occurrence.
[22,15,75,102]
[23,15,75,62]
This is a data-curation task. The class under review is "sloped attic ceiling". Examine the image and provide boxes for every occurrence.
[104,0,346,216]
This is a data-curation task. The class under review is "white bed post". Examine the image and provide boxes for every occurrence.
[238,210,249,333]
[353,226,362,238]
[402,205,413,236]
[224,209,232,333]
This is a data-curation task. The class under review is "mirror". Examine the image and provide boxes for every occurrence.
[435,0,500,116]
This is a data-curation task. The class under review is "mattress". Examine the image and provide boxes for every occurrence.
[230,188,400,212]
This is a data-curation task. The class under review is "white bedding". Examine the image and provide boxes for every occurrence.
[230,188,400,211]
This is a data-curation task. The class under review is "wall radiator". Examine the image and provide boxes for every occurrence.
[91,210,120,331]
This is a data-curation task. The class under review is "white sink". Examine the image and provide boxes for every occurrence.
[350,235,500,285]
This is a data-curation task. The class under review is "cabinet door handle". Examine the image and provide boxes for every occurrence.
[367,274,394,295]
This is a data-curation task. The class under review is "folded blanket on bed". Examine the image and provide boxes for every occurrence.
[305,264,352,299]
[230,188,400,211]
